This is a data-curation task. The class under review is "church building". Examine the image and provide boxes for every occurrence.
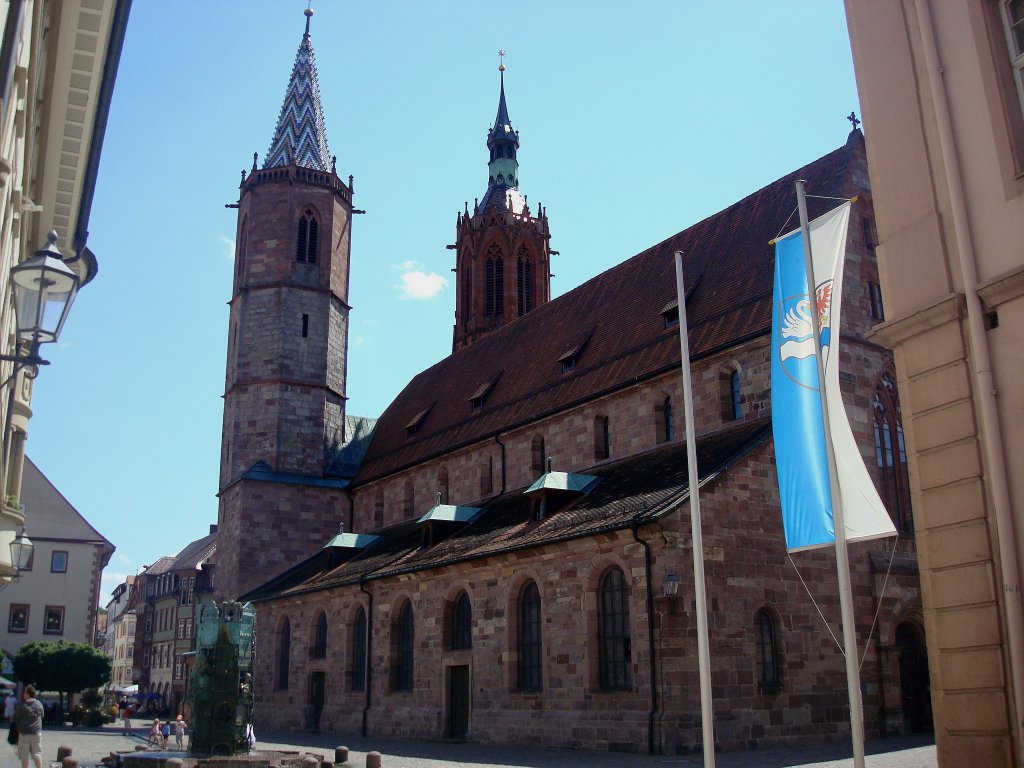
[217,12,927,755]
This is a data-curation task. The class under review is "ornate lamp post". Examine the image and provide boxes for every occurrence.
[0,230,79,585]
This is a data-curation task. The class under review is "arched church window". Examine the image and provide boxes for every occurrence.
[393,600,414,691]
[517,247,534,316]
[451,591,472,650]
[873,364,912,532]
[485,244,504,318]
[755,608,781,692]
[720,365,743,421]
[437,467,450,504]
[655,395,674,443]
[277,618,291,690]
[462,263,472,323]
[312,612,327,659]
[296,208,318,264]
[531,435,545,474]
[517,581,542,692]
[598,567,631,689]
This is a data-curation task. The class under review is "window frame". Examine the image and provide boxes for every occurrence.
[43,605,65,636]
[755,608,782,693]
[598,567,632,690]
[517,581,543,692]
[313,612,328,660]
[1002,0,1024,120]
[7,604,28,633]
[277,618,291,690]
[451,592,472,650]
[50,550,69,573]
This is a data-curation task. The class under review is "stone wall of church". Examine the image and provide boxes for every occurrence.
[252,439,922,753]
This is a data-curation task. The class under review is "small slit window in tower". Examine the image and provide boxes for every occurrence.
[301,314,309,338]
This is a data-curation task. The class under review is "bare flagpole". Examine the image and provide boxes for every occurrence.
[674,251,715,768]
[794,180,865,768]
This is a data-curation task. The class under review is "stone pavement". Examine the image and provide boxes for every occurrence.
[0,724,937,768]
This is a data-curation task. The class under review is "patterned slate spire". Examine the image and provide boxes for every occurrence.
[264,8,331,172]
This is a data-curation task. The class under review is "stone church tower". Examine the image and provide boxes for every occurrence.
[216,9,355,600]
[452,64,553,351]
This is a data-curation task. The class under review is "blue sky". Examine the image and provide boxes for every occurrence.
[22,1,861,604]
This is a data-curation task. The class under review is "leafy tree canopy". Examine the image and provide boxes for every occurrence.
[13,641,111,699]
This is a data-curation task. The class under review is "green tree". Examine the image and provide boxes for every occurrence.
[13,641,111,711]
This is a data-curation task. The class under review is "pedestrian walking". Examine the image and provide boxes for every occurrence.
[3,694,15,723]
[147,719,160,747]
[160,720,170,749]
[121,704,132,736]
[13,685,43,768]
[173,715,188,749]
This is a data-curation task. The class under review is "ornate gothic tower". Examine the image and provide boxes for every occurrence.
[452,64,553,351]
[216,9,354,600]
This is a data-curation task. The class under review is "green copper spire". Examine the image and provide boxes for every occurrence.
[486,55,519,189]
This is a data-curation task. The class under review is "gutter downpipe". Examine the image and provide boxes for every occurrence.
[914,0,1024,752]
[631,521,658,756]
[359,577,373,737]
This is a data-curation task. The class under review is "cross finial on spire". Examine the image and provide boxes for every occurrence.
[847,111,861,131]
[498,50,506,72]
[304,3,313,38]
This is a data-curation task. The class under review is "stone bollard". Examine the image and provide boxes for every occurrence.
[61,758,78,768]
[365,751,382,768]
[321,761,332,768]
[56,746,73,762]
[301,756,319,768]
[165,758,184,768]
[334,746,349,764]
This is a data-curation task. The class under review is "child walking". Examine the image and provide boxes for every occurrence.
[173,715,188,750]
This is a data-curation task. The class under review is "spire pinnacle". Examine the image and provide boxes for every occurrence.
[304,5,313,39]
[264,7,332,172]
[485,52,519,192]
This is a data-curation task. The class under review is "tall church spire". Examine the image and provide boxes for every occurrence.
[485,57,519,190]
[264,8,331,172]
[452,56,553,352]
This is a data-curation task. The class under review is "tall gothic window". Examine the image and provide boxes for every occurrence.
[531,435,546,474]
[595,415,611,461]
[517,581,543,692]
[312,612,328,659]
[236,217,247,280]
[351,607,367,692]
[721,367,743,421]
[485,244,504,317]
[755,608,781,692]
[462,263,472,323]
[873,365,912,532]
[296,208,319,264]
[517,248,534,316]
[437,467,450,504]
[277,618,291,690]
[655,395,674,443]
[451,591,472,650]
[393,601,414,691]
[598,567,632,689]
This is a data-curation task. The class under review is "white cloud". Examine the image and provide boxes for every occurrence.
[394,260,421,272]
[395,270,447,300]
[218,235,236,262]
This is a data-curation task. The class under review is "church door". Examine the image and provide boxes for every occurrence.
[308,671,325,731]
[447,665,470,739]
[896,622,932,733]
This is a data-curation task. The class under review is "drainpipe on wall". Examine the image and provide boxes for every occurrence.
[914,0,1024,751]
[631,521,658,756]
[359,577,373,738]
[345,487,355,532]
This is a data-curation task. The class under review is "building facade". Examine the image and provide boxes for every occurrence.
[845,2,1024,766]
[0,457,113,655]
[215,12,927,756]
[103,576,136,688]
[0,0,130,585]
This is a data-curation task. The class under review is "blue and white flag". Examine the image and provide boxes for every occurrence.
[771,202,897,552]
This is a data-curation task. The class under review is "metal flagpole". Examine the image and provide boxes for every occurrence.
[794,180,866,768]
[673,251,715,768]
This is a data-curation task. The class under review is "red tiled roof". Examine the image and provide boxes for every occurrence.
[353,136,861,486]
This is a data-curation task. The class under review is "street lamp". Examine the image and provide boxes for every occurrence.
[663,571,680,613]
[0,229,80,468]
[9,527,32,571]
